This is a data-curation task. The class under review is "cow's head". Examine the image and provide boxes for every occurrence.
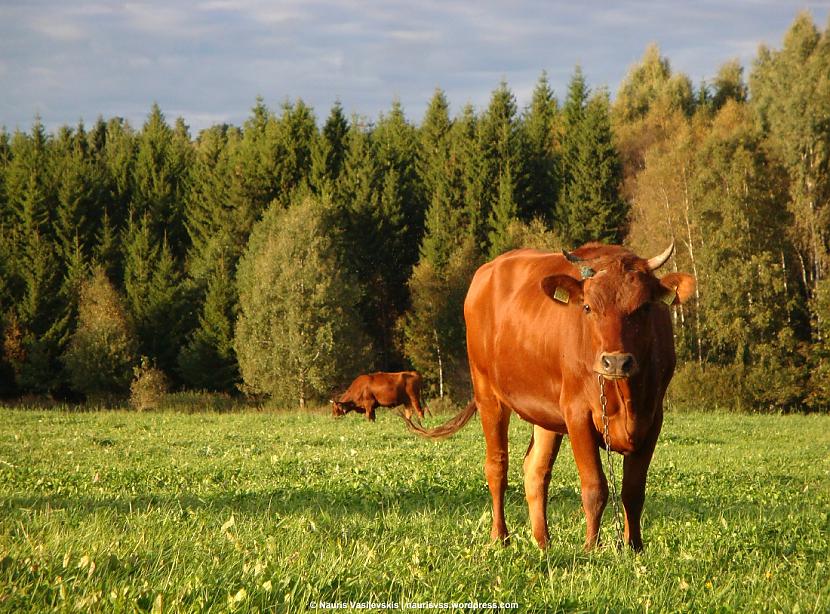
[330,399,349,417]
[541,243,695,380]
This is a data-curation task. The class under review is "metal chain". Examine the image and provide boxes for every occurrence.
[598,373,624,548]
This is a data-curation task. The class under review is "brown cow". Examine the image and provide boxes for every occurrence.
[331,371,427,422]
[403,243,695,550]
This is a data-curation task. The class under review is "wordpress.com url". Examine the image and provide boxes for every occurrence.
[308,601,519,610]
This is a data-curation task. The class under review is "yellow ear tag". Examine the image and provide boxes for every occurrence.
[553,286,570,304]
[661,286,677,306]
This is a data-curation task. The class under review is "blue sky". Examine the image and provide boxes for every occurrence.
[1,1,829,134]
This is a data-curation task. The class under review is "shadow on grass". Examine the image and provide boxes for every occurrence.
[2,477,758,532]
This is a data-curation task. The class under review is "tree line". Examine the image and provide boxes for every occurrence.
[1,13,828,411]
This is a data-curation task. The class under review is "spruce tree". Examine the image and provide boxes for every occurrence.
[131,104,191,257]
[101,117,136,235]
[123,213,187,377]
[519,72,559,222]
[418,89,453,200]
[178,255,239,391]
[310,101,349,195]
[478,81,522,253]
[3,121,63,391]
[558,74,627,246]
[273,99,317,206]
[184,124,236,284]
[63,266,137,399]
[450,103,487,247]
[487,164,520,258]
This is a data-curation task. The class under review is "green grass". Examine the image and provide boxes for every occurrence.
[0,407,828,612]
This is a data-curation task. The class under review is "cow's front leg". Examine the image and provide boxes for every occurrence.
[360,401,376,421]
[523,425,563,548]
[569,419,608,550]
[621,412,662,551]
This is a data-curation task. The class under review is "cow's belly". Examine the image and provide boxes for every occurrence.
[513,405,568,434]
[499,389,568,434]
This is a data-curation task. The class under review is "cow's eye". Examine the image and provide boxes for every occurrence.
[583,304,591,314]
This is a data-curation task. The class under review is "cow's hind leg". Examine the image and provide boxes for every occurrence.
[479,396,511,543]
[410,397,425,421]
[523,425,563,548]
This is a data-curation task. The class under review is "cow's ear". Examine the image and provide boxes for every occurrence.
[657,272,696,306]
[541,275,583,306]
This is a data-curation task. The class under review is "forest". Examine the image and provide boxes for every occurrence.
[0,13,828,412]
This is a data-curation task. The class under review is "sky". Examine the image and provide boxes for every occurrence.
[2,0,829,134]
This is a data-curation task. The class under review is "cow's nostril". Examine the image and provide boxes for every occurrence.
[602,355,612,370]
[622,355,633,372]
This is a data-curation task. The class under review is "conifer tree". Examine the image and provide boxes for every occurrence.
[519,72,559,222]
[123,213,187,377]
[185,124,236,284]
[93,210,120,282]
[12,229,63,392]
[478,81,522,252]
[131,104,191,257]
[3,121,64,391]
[273,99,317,205]
[53,123,98,266]
[310,102,349,195]
[450,104,487,247]
[6,121,54,238]
[178,255,239,391]
[418,89,453,200]
[234,98,280,211]
[487,164,520,258]
[558,67,589,198]
[101,117,136,235]
[63,266,137,399]
[558,74,627,246]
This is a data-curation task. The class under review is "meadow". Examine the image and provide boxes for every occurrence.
[0,406,828,612]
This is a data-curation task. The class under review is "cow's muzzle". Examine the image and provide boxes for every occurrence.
[594,352,638,380]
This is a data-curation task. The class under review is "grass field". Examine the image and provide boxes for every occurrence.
[0,407,828,612]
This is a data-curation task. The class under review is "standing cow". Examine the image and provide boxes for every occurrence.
[331,371,427,422]
[403,243,695,550]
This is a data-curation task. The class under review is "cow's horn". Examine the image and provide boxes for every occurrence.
[563,250,583,263]
[647,242,674,271]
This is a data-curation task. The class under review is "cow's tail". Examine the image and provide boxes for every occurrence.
[397,400,477,439]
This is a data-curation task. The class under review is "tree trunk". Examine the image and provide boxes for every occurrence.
[433,327,444,398]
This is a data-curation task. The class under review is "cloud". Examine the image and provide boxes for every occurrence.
[1,0,829,133]
[29,19,87,42]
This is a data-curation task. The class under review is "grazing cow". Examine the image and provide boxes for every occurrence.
[331,371,427,422]
[403,243,695,550]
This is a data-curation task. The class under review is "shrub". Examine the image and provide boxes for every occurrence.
[130,357,169,411]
